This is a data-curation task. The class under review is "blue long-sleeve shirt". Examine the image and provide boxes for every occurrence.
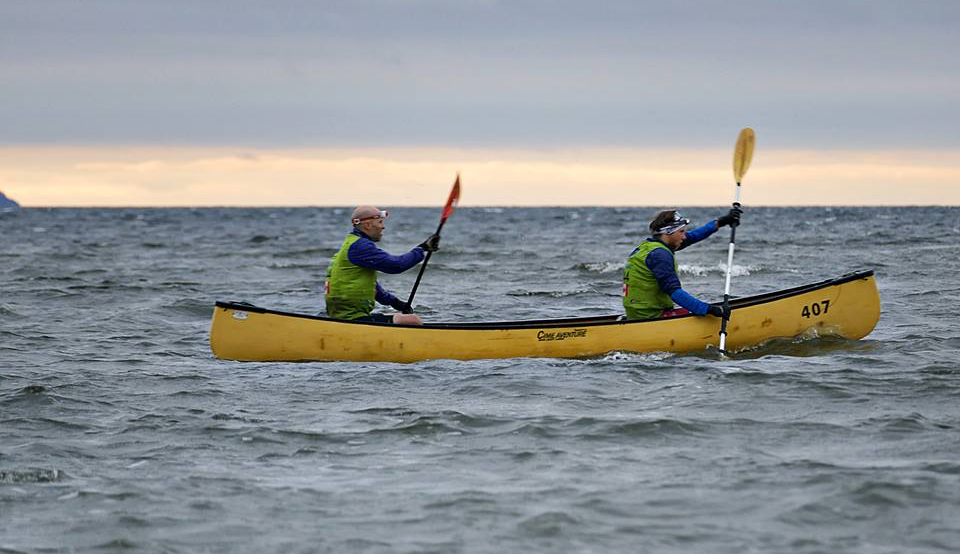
[644,221,719,315]
[346,229,425,310]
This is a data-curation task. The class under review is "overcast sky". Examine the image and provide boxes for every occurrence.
[3,0,958,150]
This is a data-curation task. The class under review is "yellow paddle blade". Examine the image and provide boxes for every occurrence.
[733,127,755,184]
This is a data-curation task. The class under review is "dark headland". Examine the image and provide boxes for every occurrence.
[0,191,19,208]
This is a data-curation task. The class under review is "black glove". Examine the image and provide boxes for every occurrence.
[717,206,743,228]
[400,302,413,315]
[707,303,731,319]
[418,233,441,253]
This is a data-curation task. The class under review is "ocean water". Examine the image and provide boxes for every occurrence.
[2,206,959,553]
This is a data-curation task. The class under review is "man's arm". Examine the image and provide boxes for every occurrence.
[677,221,718,250]
[348,238,425,274]
[680,207,742,250]
[375,282,407,310]
[669,289,710,316]
[645,248,710,316]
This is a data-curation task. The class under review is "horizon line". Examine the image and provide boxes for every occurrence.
[7,204,959,209]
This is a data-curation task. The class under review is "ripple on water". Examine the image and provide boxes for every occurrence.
[518,510,583,536]
[366,414,468,437]
[0,304,24,317]
[858,412,955,433]
[501,416,704,441]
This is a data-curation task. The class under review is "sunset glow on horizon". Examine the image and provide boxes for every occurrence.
[2,146,958,207]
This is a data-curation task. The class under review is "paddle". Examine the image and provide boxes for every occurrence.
[718,128,755,353]
[403,174,461,313]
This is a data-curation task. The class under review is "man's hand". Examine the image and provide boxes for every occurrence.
[400,302,414,315]
[717,206,743,228]
[418,234,441,253]
[707,303,731,319]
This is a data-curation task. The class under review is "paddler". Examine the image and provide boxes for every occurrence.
[623,208,742,320]
[325,206,440,324]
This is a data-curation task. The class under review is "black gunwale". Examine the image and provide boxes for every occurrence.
[214,270,875,331]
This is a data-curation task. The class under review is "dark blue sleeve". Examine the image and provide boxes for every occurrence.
[647,247,710,315]
[348,238,425,274]
[645,248,683,295]
[375,282,406,310]
[670,289,710,316]
[677,220,718,251]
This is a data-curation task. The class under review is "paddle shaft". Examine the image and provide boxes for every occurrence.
[718,187,742,352]
[404,218,446,311]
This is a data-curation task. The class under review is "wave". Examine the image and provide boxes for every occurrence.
[574,261,621,274]
[422,491,498,510]
[856,412,954,433]
[507,288,596,298]
[0,468,66,483]
[595,350,674,363]
[603,417,705,438]
[13,274,82,283]
[274,247,331,257]
[573,261,763,276]
[733,335,872,358]
[266,262,319,270]
[782,477,946,528]
[164,298,214,317]
[1,384,48,401]
[502,416,705,440]
[547,350,677,366]
[678,263,761,277]
[518,510,583,536]
[2,415,93,432]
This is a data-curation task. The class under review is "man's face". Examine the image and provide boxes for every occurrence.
[360,213,385,241]
[662,226,687,249]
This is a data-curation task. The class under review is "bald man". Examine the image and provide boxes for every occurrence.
[324,206,440,324]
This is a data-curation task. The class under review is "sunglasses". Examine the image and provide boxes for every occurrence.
[352,210,389,225]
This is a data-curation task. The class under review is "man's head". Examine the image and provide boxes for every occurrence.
[650,210,690,250]
[351,205,388,241]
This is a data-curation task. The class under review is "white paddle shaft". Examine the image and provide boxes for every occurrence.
[722,183,742,297]
[718,182,742,352]
[722,242,737,297]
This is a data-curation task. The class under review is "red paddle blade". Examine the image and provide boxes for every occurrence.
[440,174,461,222]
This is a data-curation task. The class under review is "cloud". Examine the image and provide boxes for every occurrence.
[1,1,958,148]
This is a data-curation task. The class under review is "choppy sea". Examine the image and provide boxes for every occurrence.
[2,206,959,553]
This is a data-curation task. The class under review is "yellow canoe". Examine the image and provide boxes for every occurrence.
[209,270,880,363]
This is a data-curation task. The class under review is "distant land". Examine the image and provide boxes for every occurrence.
[0,191,19,208]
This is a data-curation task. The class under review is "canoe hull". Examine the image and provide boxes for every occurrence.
[210,271,881,362]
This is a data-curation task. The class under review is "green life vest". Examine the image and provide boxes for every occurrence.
[325,233,377,319]
[623,240,677,320]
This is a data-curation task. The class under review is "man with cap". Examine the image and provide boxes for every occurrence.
[325,206,440,324]
[623,208,742,320]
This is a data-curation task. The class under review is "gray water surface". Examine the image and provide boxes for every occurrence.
[2,207,959,553]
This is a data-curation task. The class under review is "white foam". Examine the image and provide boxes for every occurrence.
[581,261,621,274]
[679,263,759,277]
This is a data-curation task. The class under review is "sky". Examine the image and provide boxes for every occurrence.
[1,0,958,206]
